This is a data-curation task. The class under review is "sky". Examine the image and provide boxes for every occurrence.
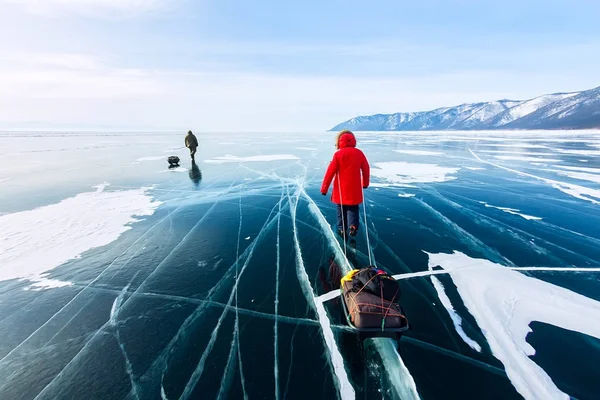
[0,0,599,132]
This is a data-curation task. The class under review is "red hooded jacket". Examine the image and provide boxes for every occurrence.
[321,132,370,205]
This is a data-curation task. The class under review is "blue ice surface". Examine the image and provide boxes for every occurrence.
[1,130,600,399]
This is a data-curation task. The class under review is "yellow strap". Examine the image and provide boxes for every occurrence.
[340,269,360,284]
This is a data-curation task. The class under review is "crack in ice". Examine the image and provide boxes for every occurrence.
[0,205,184,367]
[274,186,284,400]
[110,282,140,400]
[304,188,420,399]
[178,197,287,400]
[288,185,355,400]
[31,182,240,399]
[235,190,248,400]
[469,149,600,205]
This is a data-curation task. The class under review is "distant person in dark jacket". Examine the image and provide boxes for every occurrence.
[321,130,370,238]
[185,130,199,160]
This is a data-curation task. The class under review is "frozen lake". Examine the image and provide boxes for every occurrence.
[1,130,600,399]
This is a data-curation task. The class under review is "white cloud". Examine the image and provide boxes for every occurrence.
[7,53,103,70]
[0,51,598,131]
[0,0,167,17]
[0,53,164,100]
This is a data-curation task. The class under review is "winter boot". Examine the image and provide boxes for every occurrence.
[349,225,357,237]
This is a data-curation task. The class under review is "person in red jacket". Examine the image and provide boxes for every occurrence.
[321,130,370,237]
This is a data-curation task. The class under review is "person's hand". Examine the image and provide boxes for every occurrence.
[363,186,368,189]
[321,191,327,196]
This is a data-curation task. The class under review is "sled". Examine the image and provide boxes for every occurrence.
[168,156,180,166]
[339,267,409,342]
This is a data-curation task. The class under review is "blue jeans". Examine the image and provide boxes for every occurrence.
[336,204,359,233]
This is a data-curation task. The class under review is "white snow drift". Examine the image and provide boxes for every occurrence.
[480,202,542,221]
[393,150,444,156]
[427,251,600,400]
[204,154,300,164]
[0,184,161,286]
[371,161,459,186]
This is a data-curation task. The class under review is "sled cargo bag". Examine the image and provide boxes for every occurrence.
[341,269,407,330]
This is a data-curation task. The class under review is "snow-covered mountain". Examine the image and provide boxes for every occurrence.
[330,86,600,131]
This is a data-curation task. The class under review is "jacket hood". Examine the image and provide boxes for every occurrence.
[337,131,356,149]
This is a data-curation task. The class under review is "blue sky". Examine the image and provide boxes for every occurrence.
[0,0,599,131]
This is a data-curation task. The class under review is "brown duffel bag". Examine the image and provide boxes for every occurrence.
[342,280,407,329]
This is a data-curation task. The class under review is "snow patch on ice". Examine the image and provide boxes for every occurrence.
[548,169,600,184]
[0,184,161,285]
[371,161,459,185]
[296,147,317,151]
[0,178,10,184]
[554,165,600,174]
[494,155,561,163]
[478,150,556,156]
[482,143,549,149]
[204,154,300,164]
[480,202,542,221]
[471,150,600,205]
[427,251,600,400]
[579,159,589,163]
[466,167,484,171]
[397,193,415,198]
[393,150,444,156]
[370,182,417,188]
[24,275,73,290]
[161,167,187,173]
[556,149,600,156]
[134,156,164,163]
[550,183,600,205]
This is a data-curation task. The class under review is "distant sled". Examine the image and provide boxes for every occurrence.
[168,156,180,167]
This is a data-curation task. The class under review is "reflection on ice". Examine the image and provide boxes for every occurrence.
[188,161,202,187]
